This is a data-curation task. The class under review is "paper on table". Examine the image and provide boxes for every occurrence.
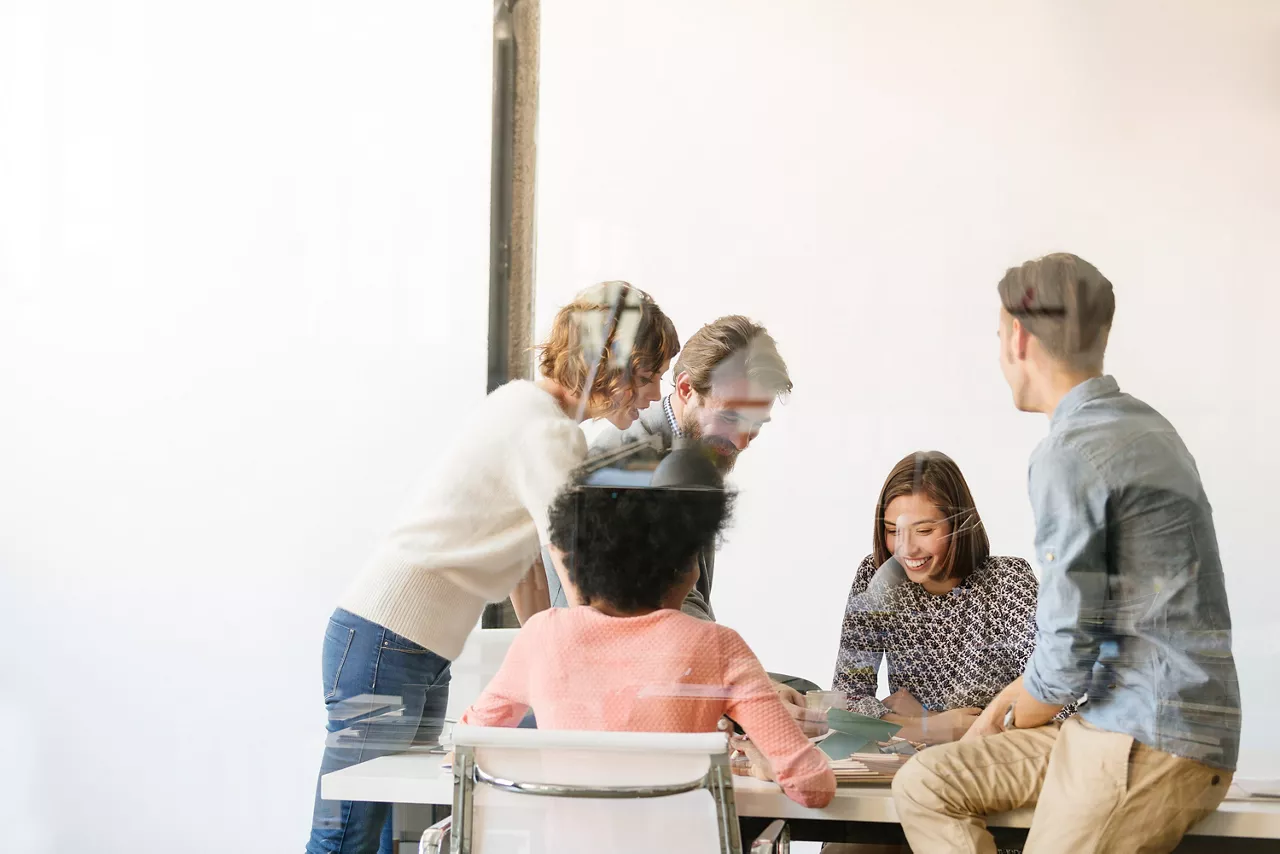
[327,693,401,726]
[1229,778,1280,799]
[828,752,910,784]
[820,708,901,759]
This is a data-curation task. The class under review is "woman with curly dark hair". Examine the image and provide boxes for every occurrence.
[459,473,836,809]
[307,282,678,854]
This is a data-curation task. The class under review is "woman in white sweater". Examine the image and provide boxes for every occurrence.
[307,282,679,854]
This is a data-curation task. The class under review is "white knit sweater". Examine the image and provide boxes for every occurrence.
[339,381,587,660]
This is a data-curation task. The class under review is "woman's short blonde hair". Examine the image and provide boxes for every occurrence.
[537,282,679,405]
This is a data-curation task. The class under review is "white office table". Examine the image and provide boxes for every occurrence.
[322,751,1280,842]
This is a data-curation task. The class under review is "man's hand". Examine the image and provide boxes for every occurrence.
[960,706,1006,742]
[772,682,829,738]
[883,688,926,718]
[959,677,1066,742]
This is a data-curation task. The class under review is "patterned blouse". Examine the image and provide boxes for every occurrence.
[833,554,1047,719]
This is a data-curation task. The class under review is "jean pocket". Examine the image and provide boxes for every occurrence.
[372,631,450,696]
[323,619,356,701]
[380,629,431,655]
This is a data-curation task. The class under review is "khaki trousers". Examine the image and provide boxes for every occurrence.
[890,717,1231,854]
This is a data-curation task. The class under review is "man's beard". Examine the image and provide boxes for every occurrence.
[678,412,738,473]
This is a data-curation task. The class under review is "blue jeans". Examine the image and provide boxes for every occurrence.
[306,608,452,854]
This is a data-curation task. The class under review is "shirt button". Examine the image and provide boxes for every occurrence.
[1045,551,1056,562]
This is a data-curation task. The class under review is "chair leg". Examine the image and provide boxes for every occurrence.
[748,819,790,853]
[419,816,453,854]
[709,759,745,854]
[451,748,476,854]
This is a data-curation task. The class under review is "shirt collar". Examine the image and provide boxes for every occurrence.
[662,394,684,439]
[1050,375,1120,428]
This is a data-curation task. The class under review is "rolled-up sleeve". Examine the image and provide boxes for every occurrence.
[1023,440,1111,706]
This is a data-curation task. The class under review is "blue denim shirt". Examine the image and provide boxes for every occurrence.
[1022,376,1241,770]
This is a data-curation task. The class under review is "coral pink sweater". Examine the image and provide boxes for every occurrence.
[461,607,835,808]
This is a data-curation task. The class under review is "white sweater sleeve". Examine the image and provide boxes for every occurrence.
[508,416,588,545]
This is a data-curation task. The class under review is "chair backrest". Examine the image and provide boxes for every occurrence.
[444,629,520,725]
[448,725,741,854]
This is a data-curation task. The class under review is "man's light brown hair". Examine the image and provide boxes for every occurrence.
[998,252,1116,373]
[673,315,792,399]
[872,451,990,583]
[537,281,679,403]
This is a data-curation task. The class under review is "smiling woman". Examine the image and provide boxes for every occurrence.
[831,451,1054,746]
[874,451,991,596]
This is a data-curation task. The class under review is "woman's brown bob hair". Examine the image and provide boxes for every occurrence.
[872,451,990,583]
[537,282,680,407]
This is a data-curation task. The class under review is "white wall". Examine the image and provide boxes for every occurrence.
[0,2,491,852]
[536,0,1280,774]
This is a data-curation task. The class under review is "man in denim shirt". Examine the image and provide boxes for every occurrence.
[893,253,1241,854]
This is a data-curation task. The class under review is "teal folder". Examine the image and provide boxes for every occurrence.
[819,708,902,759]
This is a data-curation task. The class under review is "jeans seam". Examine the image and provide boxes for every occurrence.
[427,662,452,690]
[371,627,389,693]
[331,796,354,853]
[324,621,356,702]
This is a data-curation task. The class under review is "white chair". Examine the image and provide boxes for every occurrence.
[420,725,790,854]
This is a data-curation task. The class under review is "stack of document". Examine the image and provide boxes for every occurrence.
[829,752,910,784]
[324,693,450,752]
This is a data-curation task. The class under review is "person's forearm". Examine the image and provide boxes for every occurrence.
[984,681,1019,718]
[460,695,529,728]
[882,713,924,742]
[509,581,546,624]
[510,559,550,624]
[1011,676,1064,728]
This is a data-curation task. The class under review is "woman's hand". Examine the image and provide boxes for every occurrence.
[893,707,982,744]
[920,707,983,743]
[729,735,776,782]
[772,682,830,738]
[883,688,926,718]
